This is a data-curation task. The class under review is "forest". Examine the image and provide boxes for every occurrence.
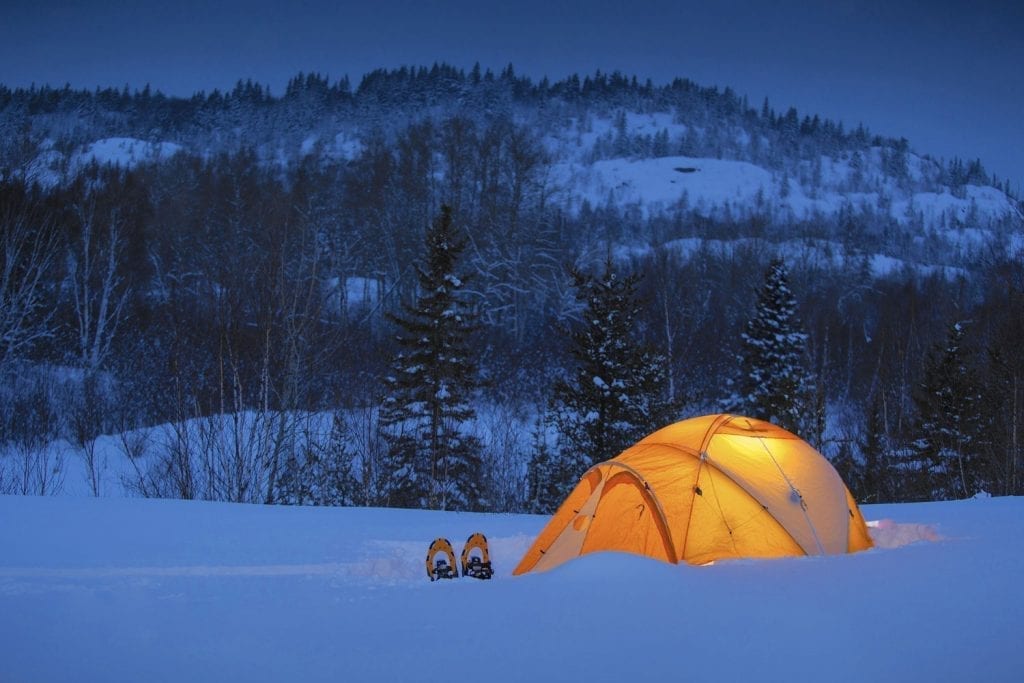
[1,65,1021,509]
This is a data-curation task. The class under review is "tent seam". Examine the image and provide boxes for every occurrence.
[599,461,678,562]
[754,435,827,555]
[679,414,732,560]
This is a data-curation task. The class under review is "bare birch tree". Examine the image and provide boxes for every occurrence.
[68,200,130,373]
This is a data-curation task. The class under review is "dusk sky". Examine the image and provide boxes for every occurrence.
[2,0,1021,192]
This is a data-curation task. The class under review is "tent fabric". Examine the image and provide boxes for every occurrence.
[514,414,873,575]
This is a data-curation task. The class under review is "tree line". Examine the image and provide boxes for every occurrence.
[4,64,1015,201]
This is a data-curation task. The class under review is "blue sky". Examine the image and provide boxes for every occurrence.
[1,0,1021,192]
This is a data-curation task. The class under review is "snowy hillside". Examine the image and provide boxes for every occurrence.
[8,71,1021,262]
[27,136,184,188]
[550,152,1021,229]
[1,493,1020,682]
[537,112,1022,234]
[26,128,1023,237]
[551,155,774,216]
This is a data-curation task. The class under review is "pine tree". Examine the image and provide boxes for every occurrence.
[859,394,892,503]
[274,448,305,504]
[306,415,362,506]
[830,440,862,499]
[378,205,484,511]
[730,258,816,437]
[525,416,562,514]
[541,259,672,509]
[909,321,989,500]
[613,110,630,156]
[273,414,360,506]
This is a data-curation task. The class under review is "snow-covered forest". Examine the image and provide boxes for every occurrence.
[1,64,1022,508]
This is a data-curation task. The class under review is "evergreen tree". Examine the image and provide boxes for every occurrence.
[378,205,484,511]
[730,258,816,437]
[273,414,361,506]
[274,448,304,504]
[652,128,670,158]
[830,440,862,499]
[909,321,989,500]
[525,416,562,514]
[541,259,672,510]
[613,110,630,156]
[859,394,893,503]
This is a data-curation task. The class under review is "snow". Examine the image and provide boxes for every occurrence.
[614,237,967,282]
[26,137,184,188]
[331,131,363,160]
[550,155,773,216]
[300,134,320,156]
[323,275,383,315]
[621,111,685,139]
[24,139,65,188]
[545,149,1021,240]
[891,186,1020,227]
[19,119,1021,271]
[1,492,1020,682]
[72,137,183,171]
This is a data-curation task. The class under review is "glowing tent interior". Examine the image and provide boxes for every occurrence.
[514,414,873,575]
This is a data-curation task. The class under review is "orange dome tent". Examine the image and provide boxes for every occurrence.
[514,414,872,575]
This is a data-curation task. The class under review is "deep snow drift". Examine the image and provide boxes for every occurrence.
[1,494,1020,682]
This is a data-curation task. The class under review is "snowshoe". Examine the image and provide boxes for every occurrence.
[426,537,458,581]
[460,532,493,580]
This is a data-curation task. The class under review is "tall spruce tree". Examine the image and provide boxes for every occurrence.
[536,259,672,511]
[859,394,893,503]
[730,258,816,438]
[525,416,562,514]
[378,205,484,511]
[909,321,989,500]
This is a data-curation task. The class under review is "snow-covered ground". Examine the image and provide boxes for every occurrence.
[26,137,184,188]
[1,493,1020,682]
[550,155,774,215]
[72,137,184,171]
[548,152,1021,229]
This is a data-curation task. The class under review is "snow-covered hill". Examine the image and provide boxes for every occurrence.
[14,82,1021,235]
[551,155,774,215]
[1,493,1019,682]
[27,136,184,187]
[30,130,1022,234]
[550,152,1021,228]
[7,72,1022,286]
